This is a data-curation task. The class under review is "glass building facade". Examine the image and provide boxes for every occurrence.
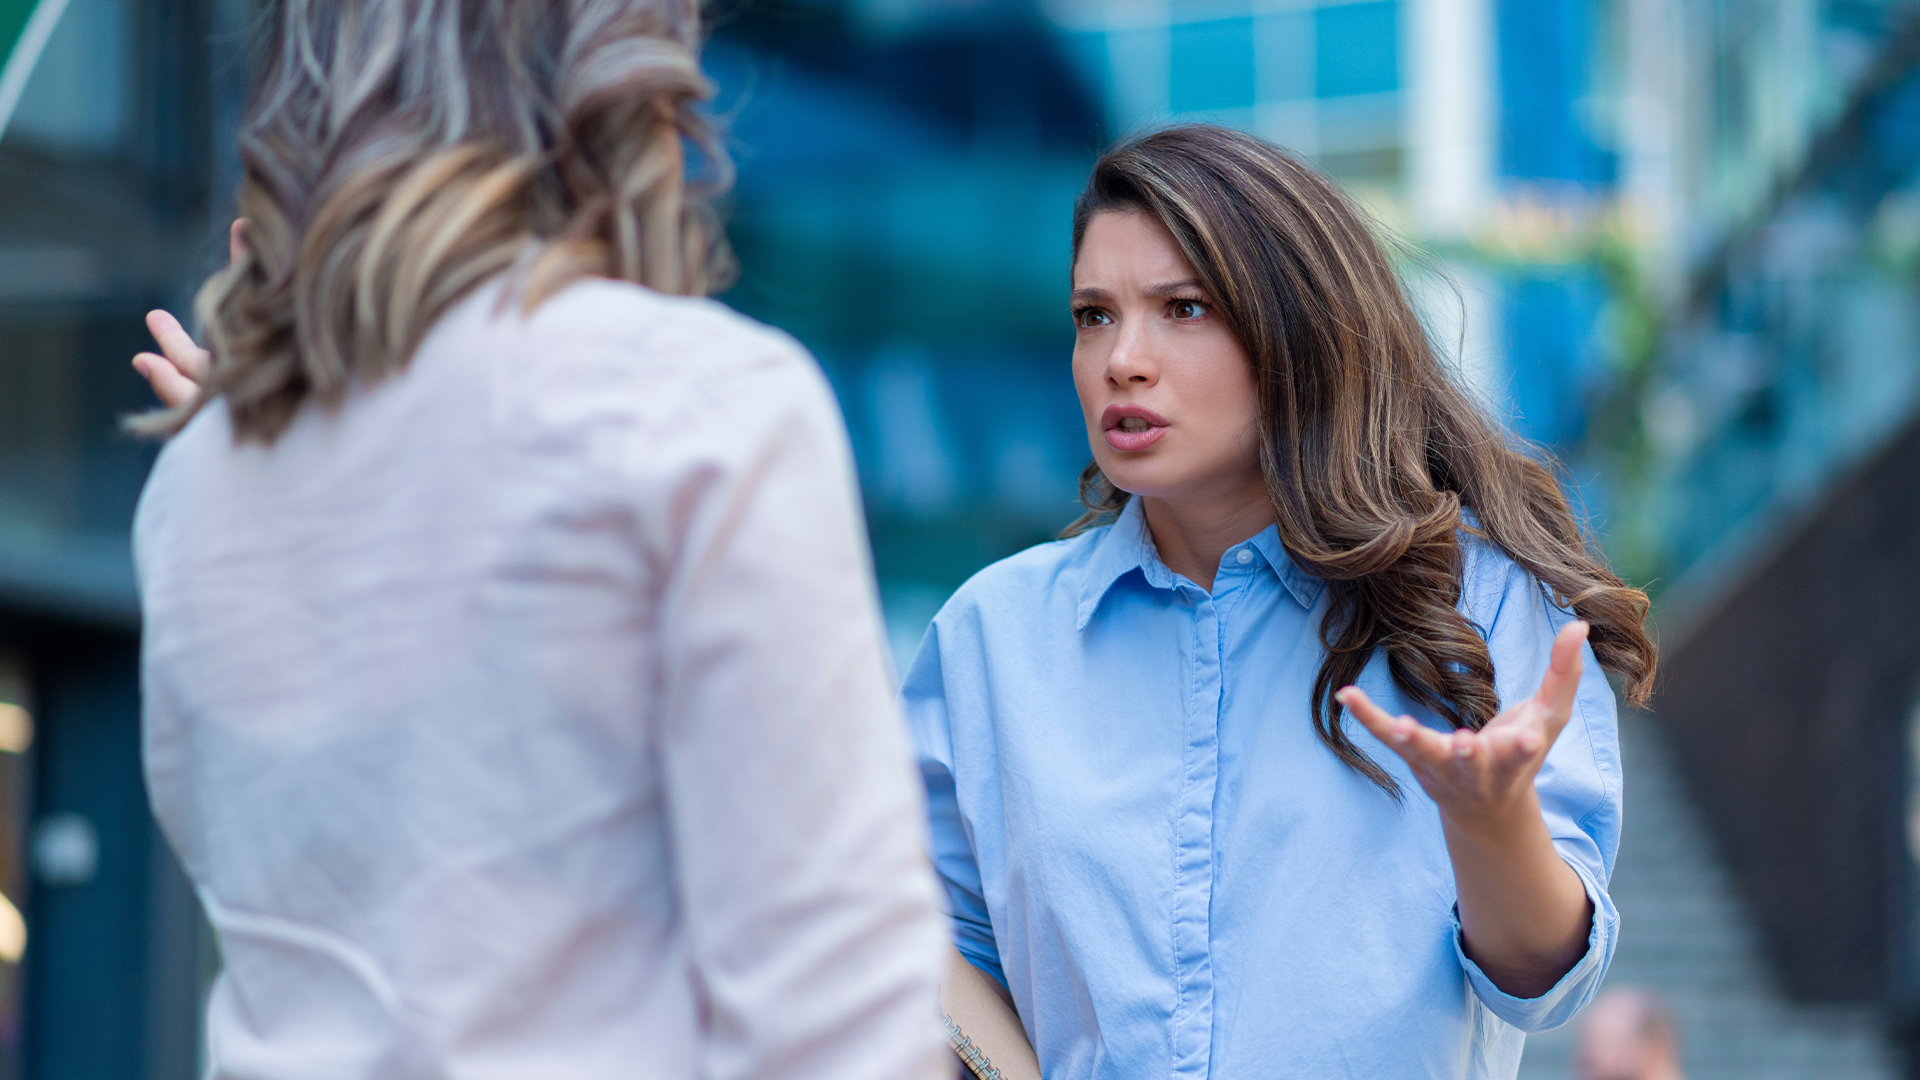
[0,0,1916,1074]
[1606,0,1920,590]
[0,0,236,1076]
[1051,0,1405,189]
[712,0,1645,660]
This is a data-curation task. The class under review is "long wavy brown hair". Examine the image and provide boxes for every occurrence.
[1065,125,1656,796]
[134,0,731,442]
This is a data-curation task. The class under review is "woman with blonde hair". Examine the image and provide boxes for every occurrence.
[130,2,946,1078]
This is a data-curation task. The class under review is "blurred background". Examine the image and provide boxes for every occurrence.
[0,0,1916,1076]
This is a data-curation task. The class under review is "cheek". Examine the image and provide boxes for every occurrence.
[1070,346,1103,420]
[1204,402,1263,470]
[1184,347,1262,441]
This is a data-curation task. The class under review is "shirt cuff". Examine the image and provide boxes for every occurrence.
[1453,852,1618,1033]
[947,915,1009,991]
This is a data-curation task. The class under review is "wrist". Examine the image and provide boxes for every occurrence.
[1438,788,1548,851]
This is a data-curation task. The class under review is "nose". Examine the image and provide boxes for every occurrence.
[1107,319,1158,387]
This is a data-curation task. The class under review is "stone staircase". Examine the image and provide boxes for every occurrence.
[1515,710,1898,1079]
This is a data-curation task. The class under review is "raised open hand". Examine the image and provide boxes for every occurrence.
[132,309,209,409]
[1336,620,1589,832]
[1337,621,1596,995]
[130,220,244,409]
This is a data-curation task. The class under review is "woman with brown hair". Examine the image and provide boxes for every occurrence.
[128,2,947,1078]
[905,125,1655,1079]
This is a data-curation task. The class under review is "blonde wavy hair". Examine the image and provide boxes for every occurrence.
[138,0,732,442]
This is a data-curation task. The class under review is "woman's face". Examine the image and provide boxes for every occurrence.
[1071,210,1264,506]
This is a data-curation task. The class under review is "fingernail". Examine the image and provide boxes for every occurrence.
[1454,739,1473,758]
[1393,721,1412,744]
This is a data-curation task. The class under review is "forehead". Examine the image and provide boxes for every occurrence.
[1580,1000,1650,1042]
[1073,210,1195,286]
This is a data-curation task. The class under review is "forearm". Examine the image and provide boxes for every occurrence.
[1337,622,1605,1000]
[1442,791,1593,999]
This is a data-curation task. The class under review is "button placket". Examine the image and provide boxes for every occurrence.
[1170,593,1221,1080]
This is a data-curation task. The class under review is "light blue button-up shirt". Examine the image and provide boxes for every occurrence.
[904,497,1621,1080]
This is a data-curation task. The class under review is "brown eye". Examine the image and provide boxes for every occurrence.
[1170,299,1206,320]
[1075,307,1111,328]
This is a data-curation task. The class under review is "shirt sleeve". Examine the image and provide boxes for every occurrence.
[645,334,948,1080]
[900,613,1008,989]
[1451,545,1624,1032]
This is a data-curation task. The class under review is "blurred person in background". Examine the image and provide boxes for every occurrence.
[125,2,946,1079]
[1573,989,1686,1080]
[904,126,1657,1080]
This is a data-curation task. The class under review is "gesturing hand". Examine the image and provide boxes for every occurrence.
[1336,621,1597,996]
[1335,620,1589,833]
[130,219,243,409]
[132,310,210,409]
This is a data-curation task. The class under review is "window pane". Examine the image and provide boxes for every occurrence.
[1314,1,1399,98]
[6,0,128,155]
[1256,9,1314,103]
[1171,17,1256,113]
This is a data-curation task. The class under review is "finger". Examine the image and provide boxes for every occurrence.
[1446,728,1499,792]
[1479,691,1572,786]
[132,353,200,409]
[145,310,210,381]
[1531,621,1588,727]
[1481,715,1545,772]
[1337,686,1454,768]
[229,218,247,266]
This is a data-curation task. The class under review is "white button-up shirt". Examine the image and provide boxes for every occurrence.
[135,278,947,1080]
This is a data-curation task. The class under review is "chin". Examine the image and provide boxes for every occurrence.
[1094,458,1178,501]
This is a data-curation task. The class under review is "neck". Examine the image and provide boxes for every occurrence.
[1139,487,1276,593]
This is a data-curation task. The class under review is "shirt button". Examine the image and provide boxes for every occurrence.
[1235,548,1253,565]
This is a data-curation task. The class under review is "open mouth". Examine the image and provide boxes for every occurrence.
[1100,405,1170,451]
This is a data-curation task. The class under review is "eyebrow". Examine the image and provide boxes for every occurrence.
[1143,278,1205,298]
[1069,278,1207,306]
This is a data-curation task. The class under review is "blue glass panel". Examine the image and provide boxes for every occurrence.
[1171,17,1256,113]
[1495,0,1613,182]
[6,0,129,154]
[1061,30,1113,116]
[24,640,153,1080]
[1255,10,1314,102]
[1314,1,1398,98]
[1500,271,1606,448]
[1870,71,1920,177]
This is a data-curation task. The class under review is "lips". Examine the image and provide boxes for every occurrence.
[1100,404,1169,452]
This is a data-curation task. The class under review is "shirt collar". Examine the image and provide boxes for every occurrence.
[1075,497,1158,629]
[1244,521,1327,612]
[1074,497,1325,629]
